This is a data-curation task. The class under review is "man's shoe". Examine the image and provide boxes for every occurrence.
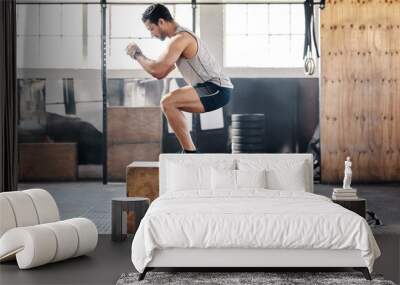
[184,149,199,154]
[177,149,200,154]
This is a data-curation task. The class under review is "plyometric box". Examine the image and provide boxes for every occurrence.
[126,161,159,233]
[19,143,78,181]
[107,107,162,181]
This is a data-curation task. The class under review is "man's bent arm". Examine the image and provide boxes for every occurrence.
[135,35,187,80]
[135,54,175,80]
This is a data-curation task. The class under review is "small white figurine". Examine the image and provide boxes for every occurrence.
[343,156,352,189]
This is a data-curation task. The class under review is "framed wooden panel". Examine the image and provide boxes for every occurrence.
[320,0,400,182]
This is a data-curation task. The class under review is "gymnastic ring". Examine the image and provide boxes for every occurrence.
[304,57,313,74]
[304,57,315,75]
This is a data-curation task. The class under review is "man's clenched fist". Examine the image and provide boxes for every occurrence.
[126,42,142,60]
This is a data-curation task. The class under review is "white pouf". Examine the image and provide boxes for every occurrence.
[0,189,98,269]
[0,196,17,237]
[64,218,98,257]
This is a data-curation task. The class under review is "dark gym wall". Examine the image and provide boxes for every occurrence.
[162,77,319,154]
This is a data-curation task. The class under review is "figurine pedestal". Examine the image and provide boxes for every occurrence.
[332,188,358,200]
[333,187,357,193]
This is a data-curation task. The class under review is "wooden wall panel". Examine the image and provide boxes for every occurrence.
[320,0,400,182]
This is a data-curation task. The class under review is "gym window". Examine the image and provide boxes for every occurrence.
[108,4,193,70]
[223,4,306,68]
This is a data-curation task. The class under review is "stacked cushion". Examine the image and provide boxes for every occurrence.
[237,158,310,192]
[166,159,235,192]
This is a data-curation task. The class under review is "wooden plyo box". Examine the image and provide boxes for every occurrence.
[107,107,162,181]
[108,107,162,144]
[126,161,159,233]
[108,143,160,181]
[19,143,78,181]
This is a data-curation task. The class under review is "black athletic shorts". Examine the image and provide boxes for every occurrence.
[193,81,233,112]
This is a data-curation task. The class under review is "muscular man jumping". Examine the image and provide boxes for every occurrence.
[126,3,233,153]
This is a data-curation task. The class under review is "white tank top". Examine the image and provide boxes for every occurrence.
[174,25,233,89]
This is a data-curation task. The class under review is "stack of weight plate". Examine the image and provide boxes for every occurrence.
[231,114,266,154]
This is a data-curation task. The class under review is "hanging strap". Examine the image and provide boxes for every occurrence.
[303,0,310,59]
[311,1,320,58]
[303,0,320,59]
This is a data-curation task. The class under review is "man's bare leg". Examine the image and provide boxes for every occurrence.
[160,86,205,151]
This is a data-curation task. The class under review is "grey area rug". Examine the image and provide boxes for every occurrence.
[116,272,396,285]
